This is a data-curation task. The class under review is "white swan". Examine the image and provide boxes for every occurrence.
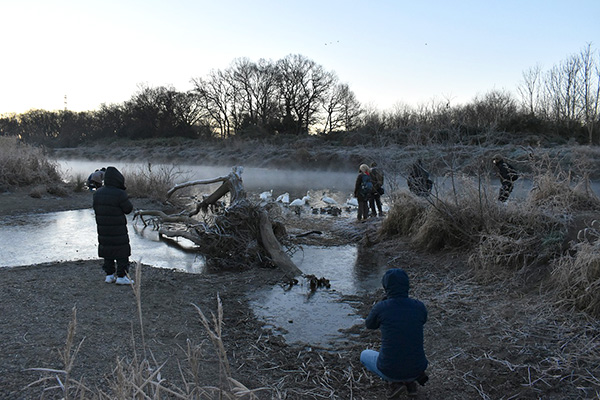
[346,197,358,207]
[289,197,305,207]
[259,189,273,201]
[276,192,290,203]
[301,190,311,203]
[321,193,337,205]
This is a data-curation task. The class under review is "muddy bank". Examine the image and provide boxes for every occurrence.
[0,187,598,399]
[0,184,165,217]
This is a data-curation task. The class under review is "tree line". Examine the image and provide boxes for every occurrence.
[0,47,598,147]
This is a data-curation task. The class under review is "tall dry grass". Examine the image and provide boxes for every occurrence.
[0,136,61,187]
[28,263,262,399]
[124,163,188,202]
[381,151,599,302]
[552,221,600,317]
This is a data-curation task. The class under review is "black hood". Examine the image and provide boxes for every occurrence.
[103,166,126,190]
[382,268,409,298]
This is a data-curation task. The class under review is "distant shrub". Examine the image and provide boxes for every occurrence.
[380,154,600,315]
[381,175,570,278]
[124,163,188,201]
[71,173,87,192]
[0,136,61,187]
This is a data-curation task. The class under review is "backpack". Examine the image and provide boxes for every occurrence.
[371,168,383,188]
[360,173,374,197]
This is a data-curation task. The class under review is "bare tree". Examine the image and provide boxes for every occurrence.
[276,54,335,134]
[229,58,280,132]
[322,83,362,133]
[517,64,543,115]
[192,70,234,138]
[580,43,600,144]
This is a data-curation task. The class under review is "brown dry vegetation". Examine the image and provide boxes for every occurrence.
[0,137,61,188]
[1,139,600,399]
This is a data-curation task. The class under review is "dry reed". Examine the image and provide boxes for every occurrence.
[552,222,600,317]
[124,163,188,201]
[0,136,61,187]
[27,263,262,399]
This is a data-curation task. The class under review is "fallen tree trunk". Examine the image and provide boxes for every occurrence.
[134,166,302,278]
[258,210,302,276]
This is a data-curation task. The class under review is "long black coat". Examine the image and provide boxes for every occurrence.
[93,167,133,259]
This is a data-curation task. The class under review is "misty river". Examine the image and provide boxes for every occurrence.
[1,158,598,346]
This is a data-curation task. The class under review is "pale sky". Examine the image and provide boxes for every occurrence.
[1,0,598,115]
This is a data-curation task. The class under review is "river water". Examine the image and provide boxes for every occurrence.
[60,159,359,201]
[2,158,598,346]
[0,208,378,346]
[1,159,383,346]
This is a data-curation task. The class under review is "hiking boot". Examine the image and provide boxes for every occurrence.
[406,381,418,396]
[116,276,134,285]
[386,382,404,399]
[104,274,116,283]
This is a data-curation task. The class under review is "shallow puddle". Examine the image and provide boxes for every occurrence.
[249,245,387,347]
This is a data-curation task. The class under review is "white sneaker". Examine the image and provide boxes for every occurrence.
[105,274,116,283]
[116,276,134,285]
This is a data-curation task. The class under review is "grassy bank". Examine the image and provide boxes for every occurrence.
[0,136,61,189]
[381,152,600,317]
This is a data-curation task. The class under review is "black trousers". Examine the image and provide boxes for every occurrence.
[369,193,383,216]
[498,180,514,202]
[357,198,369,220]
[102,258,130,277]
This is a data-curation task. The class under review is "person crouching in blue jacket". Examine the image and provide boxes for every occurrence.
[360,268,429,398]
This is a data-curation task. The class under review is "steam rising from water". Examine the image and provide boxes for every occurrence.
[58,159,358,201]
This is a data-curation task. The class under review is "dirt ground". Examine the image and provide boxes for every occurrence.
[0,186,598,399]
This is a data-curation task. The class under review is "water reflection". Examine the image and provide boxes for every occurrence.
[0,209,205,272]
[249,245,385,347]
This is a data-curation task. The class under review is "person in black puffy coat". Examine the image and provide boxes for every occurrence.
[93,166,134,285]
[360,268,429,397]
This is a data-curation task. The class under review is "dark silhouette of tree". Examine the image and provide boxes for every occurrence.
[322,83,362,133]
[276,54,335,134]
[192,70,234,138]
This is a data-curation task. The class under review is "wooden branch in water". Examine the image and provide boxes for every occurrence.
[166,176,228,199]
[132,166,302,277]
[258,210,302,278]
[134,210,193,225]
[167,166,245,201]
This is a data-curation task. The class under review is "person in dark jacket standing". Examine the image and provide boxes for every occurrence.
[369,162,384,217]
[492,154,519,203]
[354,164,372,221]
[93,166,134,285]
[361,268,428,398]
[407,159,432,197]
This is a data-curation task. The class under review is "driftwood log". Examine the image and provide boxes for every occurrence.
[134,166,302,278]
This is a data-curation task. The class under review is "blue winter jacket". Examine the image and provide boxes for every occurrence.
[365,268,428,380]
